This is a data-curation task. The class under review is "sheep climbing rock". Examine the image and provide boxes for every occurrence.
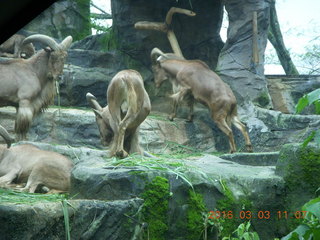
[151,47,253,153]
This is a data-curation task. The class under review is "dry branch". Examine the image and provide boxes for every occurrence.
[134,7,196,57]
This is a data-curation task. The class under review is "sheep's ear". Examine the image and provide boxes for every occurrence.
[93,109,103,119]
[44,47,53,52]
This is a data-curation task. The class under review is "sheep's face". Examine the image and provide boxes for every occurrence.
[94,108,114,147]
[48,50,68,80]
[152,63,168,88]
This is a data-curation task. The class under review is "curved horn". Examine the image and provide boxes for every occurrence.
[0,125,14,148]
[59,36,73,50]
[22,34,61,51]
[151,48,165,64]
[86,93,103,111]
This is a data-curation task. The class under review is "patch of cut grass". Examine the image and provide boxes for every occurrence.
[0,188,68,205]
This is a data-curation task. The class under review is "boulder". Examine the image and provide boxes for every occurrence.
[18,142,285,240]
[267,75,320,114]
[111,0,224,68]
[0,107,217,154]
[217,0,271,106]
[24,0,91,41]
[1,104,320,154]
[0,198,144,240]
[68,145,284,239]
[276,143,320,210]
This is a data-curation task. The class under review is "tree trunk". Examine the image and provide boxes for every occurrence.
[268,0,299,75]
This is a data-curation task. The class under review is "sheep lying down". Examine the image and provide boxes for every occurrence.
[0,144,73,193]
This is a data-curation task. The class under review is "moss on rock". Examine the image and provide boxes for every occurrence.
[276,143,320,233]
[141,176,170,240]
[187,190,207,240]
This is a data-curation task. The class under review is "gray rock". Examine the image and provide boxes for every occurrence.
[217,0,271,106]
[24,0,91,41]
[0,107,217,154]
[267,75,320,114]
[220,152,279,166]
[69,146,284,239]
[111,0,224,68]
[0,198,144,240]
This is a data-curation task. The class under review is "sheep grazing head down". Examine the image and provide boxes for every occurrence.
[87,69,151,158]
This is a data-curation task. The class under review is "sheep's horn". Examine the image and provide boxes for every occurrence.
[0,125,14,148]
[86,92,103,111]
[22,34,61,51]
[59,36,73,50]
[151,47,165,64]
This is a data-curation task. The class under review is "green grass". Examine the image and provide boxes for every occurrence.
[0,188,68,205]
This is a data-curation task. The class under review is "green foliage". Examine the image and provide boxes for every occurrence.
[255,91,270,107]
[141,176,170,240]
[222,221,260,240]
[295,88,320,114]
[216,180,253,238]
[73,0,92,40]
[99,27,118,51]
[62,199,72,240]
[295,88,320,146]
[0,188,68,204]
[282,145,320,195]
[282,197,320,240]
[187,190,207,240]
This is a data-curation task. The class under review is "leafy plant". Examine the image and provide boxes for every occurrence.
[295,88,320,146]
[282,197,320,240]
[222,221,260,240]
[295,88,320,114]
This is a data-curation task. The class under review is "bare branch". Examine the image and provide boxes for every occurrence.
[134,7,196,57]
[91,13,112,20]
[134,22,167,33]
[165,7,196,25]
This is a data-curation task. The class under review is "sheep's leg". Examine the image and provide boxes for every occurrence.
[0,167,21,187]
[168,98,179,121]
[115,113,138,158]
[127,128,143,155]
[212,114,237,153]
[169,87,192,121]
[186,96,194,122]
[21,180,40,193]
[232,116,253,152]
[15,99,33,140]
[109,108,121,157]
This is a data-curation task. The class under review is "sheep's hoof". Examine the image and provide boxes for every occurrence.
[167,115,175,121]
[246,145,253,153]
[186,115,194,122]
[116,150,128,159]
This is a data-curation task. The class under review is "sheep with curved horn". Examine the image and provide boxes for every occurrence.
[0,34,73,140]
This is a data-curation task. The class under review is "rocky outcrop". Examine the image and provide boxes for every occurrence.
[0,107,217,154]
[267,75,320,114]
[0,198,144,240]
[217,0,271,106]
[24,0,91,41]
[1,104,320,154]
[111,0,224,68]
[5,141,285,239]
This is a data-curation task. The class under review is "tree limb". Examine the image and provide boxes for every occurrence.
[134,7,196,58]
[268,0,299,75]
[91,13,112,20]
